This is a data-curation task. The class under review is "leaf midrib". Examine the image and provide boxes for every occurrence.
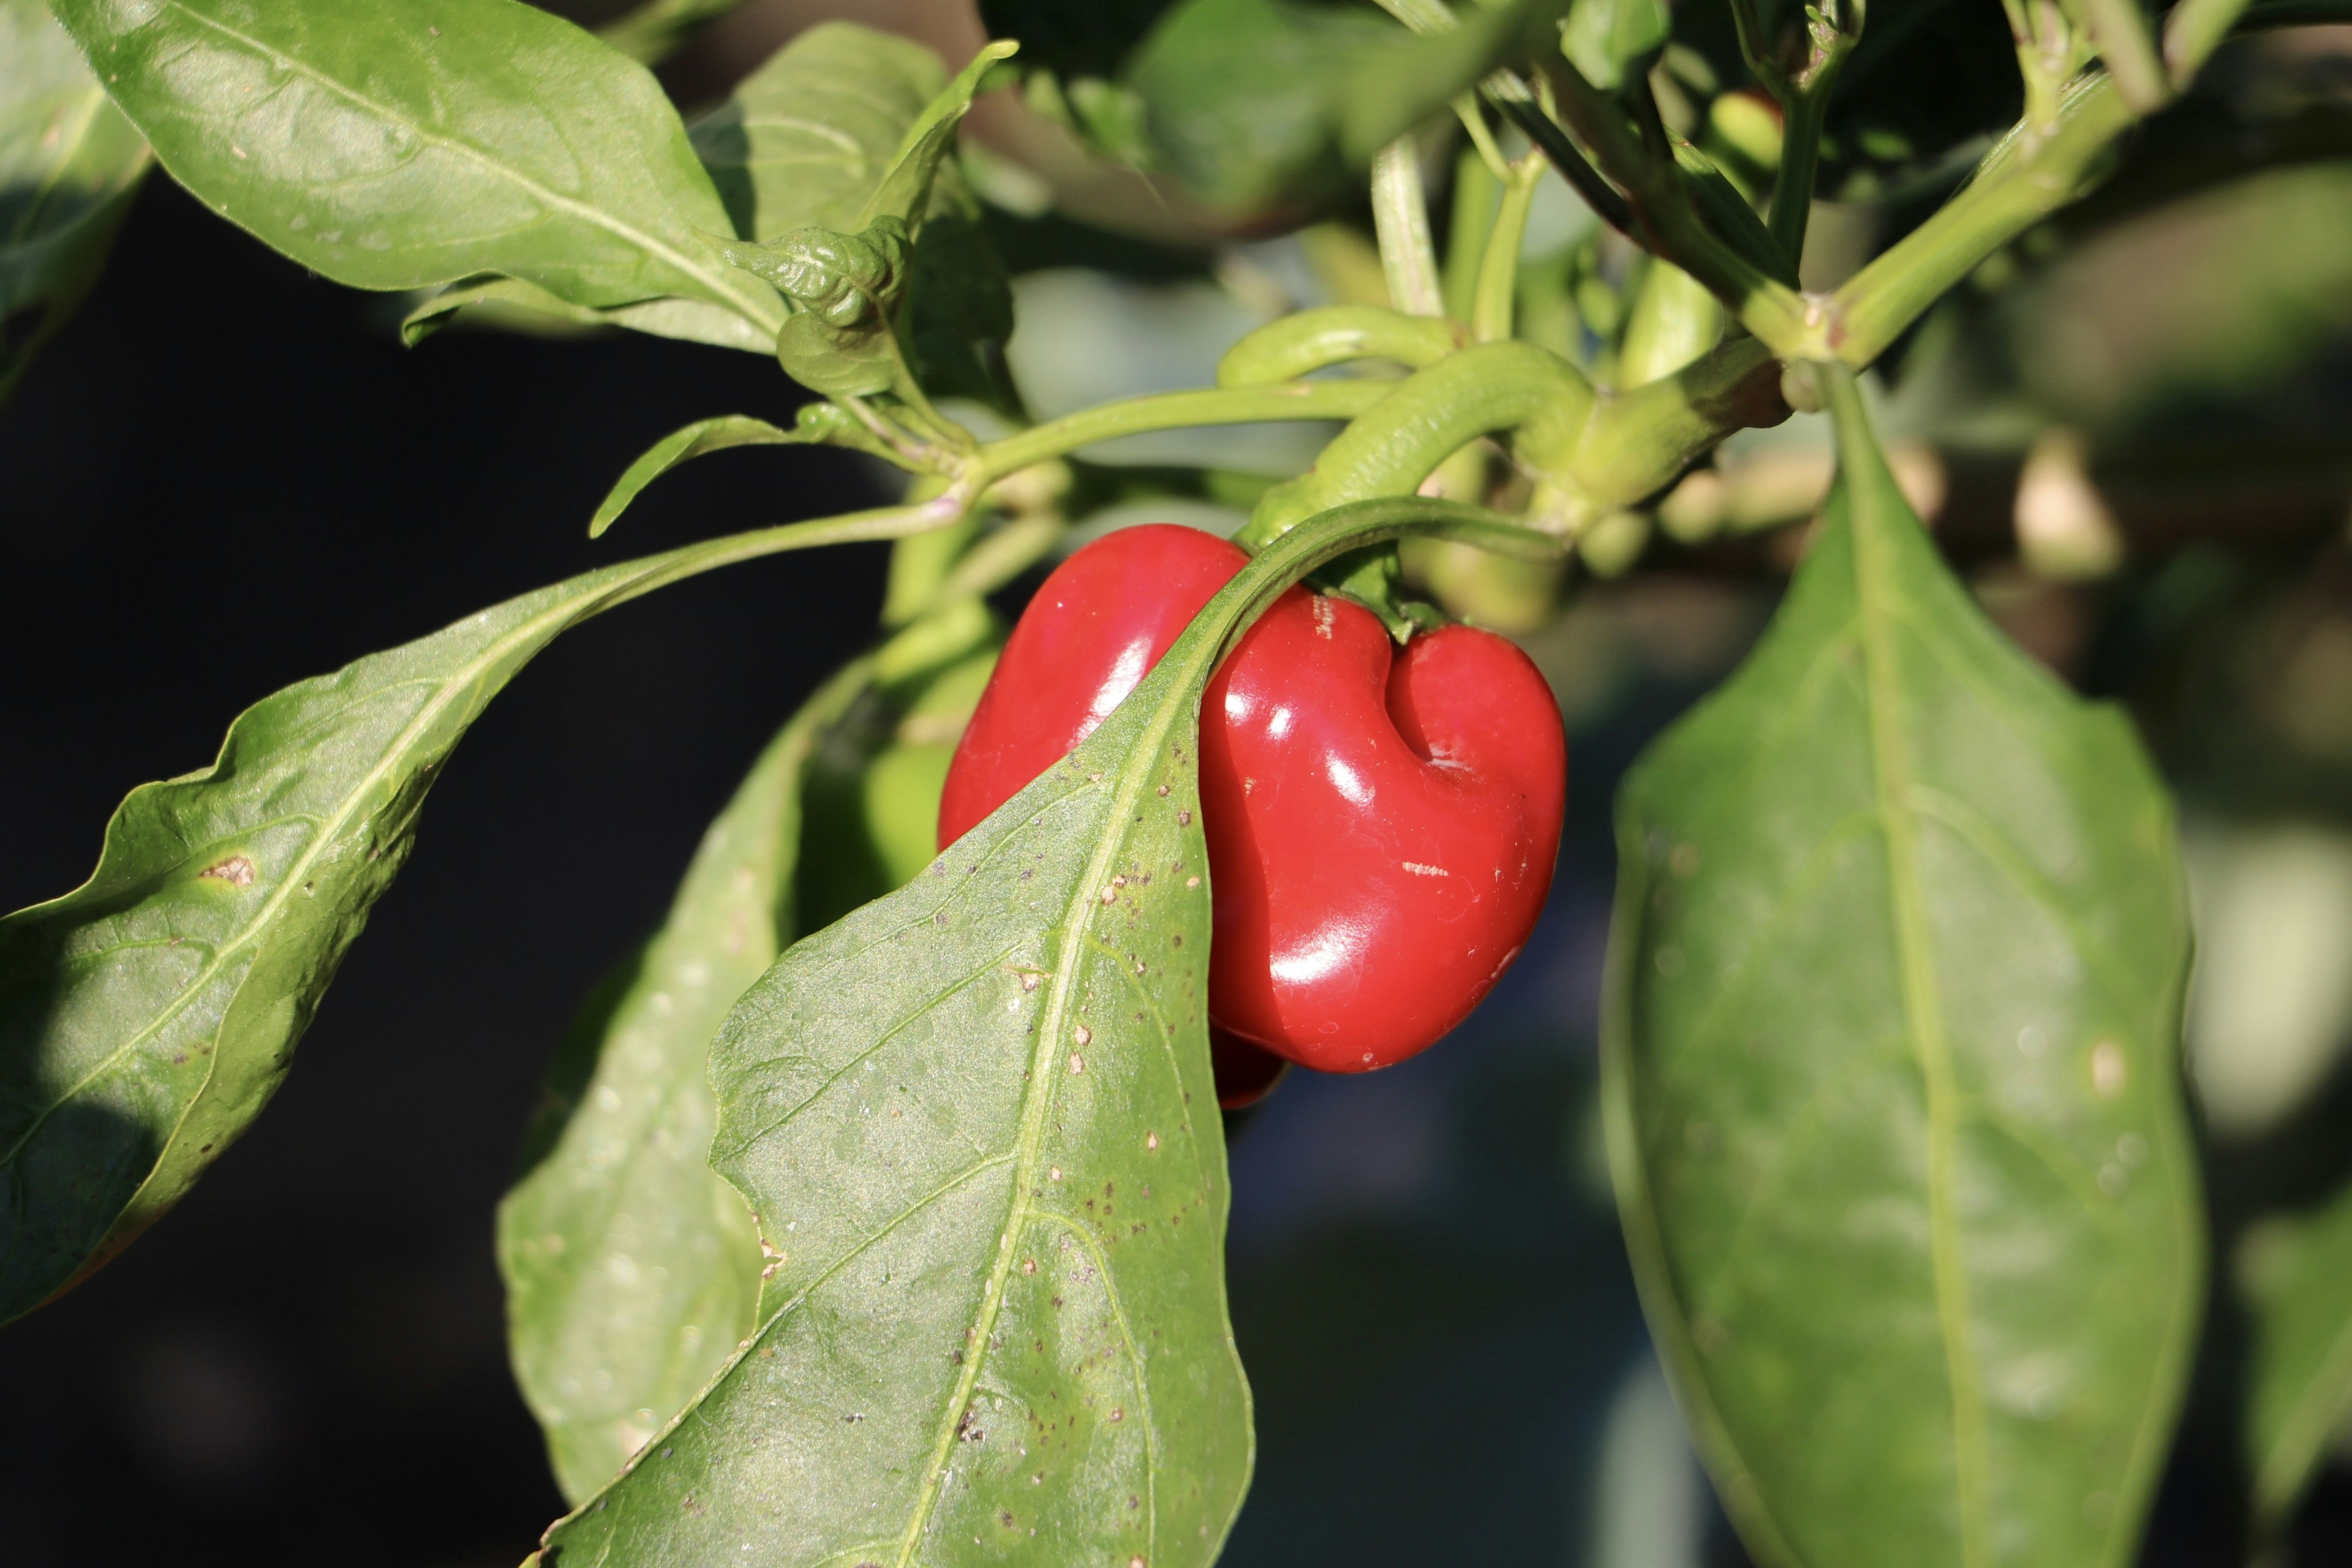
[0,568,628,1175]
[139,0,785,333]
[886,643,1209,1568]
[1847,471,1994,1568]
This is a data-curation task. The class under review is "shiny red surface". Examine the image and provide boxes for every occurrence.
[938,523,1566,1076]
[1200,591,1565,1071]
[936,524,1248,848]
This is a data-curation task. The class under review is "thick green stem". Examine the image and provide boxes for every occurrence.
[1442,146,1500,324]
[2078,0,2169,109]
[1570,336,1787,508]
[1769,88,1831,268]
[1472,160,1545,342]
[1823,72,2134,365]
[1216,306,1466,386]
[1238,342,1594,547]
[973,381,1392,481]
[1373,138,1446,317]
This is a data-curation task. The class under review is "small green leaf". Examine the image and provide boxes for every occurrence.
[2244,1182,2352,1534]
[861,40,1021,231]
[1603,369,2203,1568]
[0,508,935,1325]
[535,496,1553,1567]
[401,274,772,353]
[590,415,796,538]
[499,660,872,1504]
[50,0,782,336]
[1561,0,1670,91]
[722,217,913,398]
[0,0,150,402]
[687,21,946,241]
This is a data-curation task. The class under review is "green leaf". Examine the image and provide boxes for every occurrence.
[723,217,914,399]
[1561,0,1669,91]
[1126,0,1563,217]
[532,497,1556,1567]
[859,40,1020,231]
[2244,1182,2352,1534]
[1602,369,2203,1568]
[589,415,797,538]
[0,503,940,1325]
[687,21,946,242]
[905,186,1016,409]
[0,0,150,402]
[401,274,772,353]
[50,0,782,336]
[499,660,872,1504]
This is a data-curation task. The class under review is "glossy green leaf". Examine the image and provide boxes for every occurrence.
[530,496,1553,1566]
[0,0,150,402]
[499,661,870,1504]
[687,21,946,242]
[1126,0,1562,216]
[51,0,782,336]
[1602,369,2203,1568]
[2243,1180,2352,1532]
[589,415,796,538]
[0,506,936,1325]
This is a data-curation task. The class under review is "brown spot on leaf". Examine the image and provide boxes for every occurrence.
[200,856,256,887]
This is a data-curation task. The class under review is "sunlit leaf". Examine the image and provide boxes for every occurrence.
[0,507,933,1324]
[1604,369,2203,1568]
[51,0,782,336]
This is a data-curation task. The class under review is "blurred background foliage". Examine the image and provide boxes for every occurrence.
[8,0,2352,1563]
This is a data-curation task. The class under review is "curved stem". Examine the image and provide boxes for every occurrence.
[1238,341,1594,546]
[1372,137,1445,317]
[1217,306,1466,386]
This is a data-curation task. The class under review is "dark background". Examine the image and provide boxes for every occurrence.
[9,153,2352,1568]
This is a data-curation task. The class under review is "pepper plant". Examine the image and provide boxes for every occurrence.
[7,0,2352,1563]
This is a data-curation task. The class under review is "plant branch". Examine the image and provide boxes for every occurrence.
[1531,59,1815,356]
[1472,156,1546,342]
[972,381,1394,481]
[1485,81,1637,235]
[2163,0,2253,80]
[2077,0,2170,110]
[1372,137,1447,317]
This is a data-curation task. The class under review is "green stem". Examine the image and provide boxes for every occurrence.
[1570,335,1784,508]
[2163,0,2253,79]
[2078,0,2170,109]
[1442,146,1501,323]
[1537,61,1815,358]
[1823,72,2133,366]
[1216,306,1466,386]
[1768,88,1831,269]
[1472,159,1544,343]
[973,381,1393,481]
[1373,138,1446,317]
[1238,342,1594,546]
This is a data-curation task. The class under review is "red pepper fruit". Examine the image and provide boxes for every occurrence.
[938,523,1564,1077]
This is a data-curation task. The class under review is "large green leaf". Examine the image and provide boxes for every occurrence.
[687,21,946,243]
[2244,1180,2352,1534]
[532,497,1554,1567]
[1602,369,2203,1568]
[50,0,781,337]
[0,0,149,402]
[1126,0,1562,216]
[0,505,933,1326]
[499,660,870,1506]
